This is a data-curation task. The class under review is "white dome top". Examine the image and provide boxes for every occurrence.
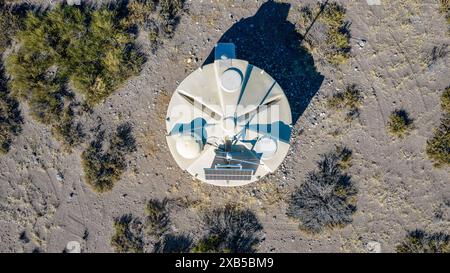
[254,136,278,159]
[220,69,242,92]
[175,134,203,159]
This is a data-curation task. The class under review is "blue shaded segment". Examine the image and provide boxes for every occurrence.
[246,121,291,143]
[170,118,208,144]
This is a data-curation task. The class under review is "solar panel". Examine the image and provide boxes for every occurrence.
[204,168,254,181]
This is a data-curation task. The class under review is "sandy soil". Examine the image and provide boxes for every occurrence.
[0,0,449,253]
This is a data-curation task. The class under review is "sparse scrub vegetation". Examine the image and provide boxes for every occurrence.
[427,44,448,68]
[441,86,450,112]
[0,66,22,154]
[125,0,185,50]
[298,2,351,65]
[192,204,263,253]
[440,0,450,26]
[125,0,157,27]
[81,123,136,193]
[110,198,194,253]
[287,147,357,233]
[396,229,450,253]
[0,1,21,52]
[336,146,352,169]
[51,102,85,151]
[192,235,225,253]
[5,4,144,148]
[111,214,144,253]
[426,87,450,167]
[0,2,23,154]
[146,198,194,253]
[146,198,170,236]
[158,0,185,36]
[327,84,363,120]
[387,109,414,138]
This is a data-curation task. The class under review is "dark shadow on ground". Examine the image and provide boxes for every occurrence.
[153,233,193,253]
[203,0,324,125]
[0,65,23,154]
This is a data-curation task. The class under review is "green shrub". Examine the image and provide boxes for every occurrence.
[81,123,136,193]
[68,8,144,105]
[0,3,21,53]
[426,118,450,167]
[427,88,450,167]
[0,66,22,154]
[387,109,414,138]
[440,0,449,11]
[287,147,357,233]
[441,87,450,113]
[192,235,228,253]
[336,145,352,169]
[146,198,170,236]
[328,85,362,120]
[124,0,157,27]
[6,5,144,148]
[192,204,262,253]
[396,229,450,253]
[111,214,144,253]
[299,2,351,65]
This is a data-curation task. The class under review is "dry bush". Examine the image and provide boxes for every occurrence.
[126,0,185,50]
[111,214,144,253]
[287,146,357,233]
[111,198,193,253]
[441,86,450,112]
[387,109,414,138]
[192,204,263,253]
[328,84,363,120]
[158,0,185,36]
[81,123,136,193]
[396,229,450,253]
[440,0,450,25]
[298,2,351,65]
[51,102,85,151]
[146,198,170,236]
[427,87,450,167]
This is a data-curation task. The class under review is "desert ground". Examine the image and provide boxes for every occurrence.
[0,0,449,253]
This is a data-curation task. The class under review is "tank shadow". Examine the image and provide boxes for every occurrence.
[203,0,324,125]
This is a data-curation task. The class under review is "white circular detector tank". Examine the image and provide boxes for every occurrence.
[175,134,203,159]
[220,69,242,92]
[165,43,292,186]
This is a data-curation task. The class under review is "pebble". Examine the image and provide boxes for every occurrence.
[358,39,366,49]
[56,171,64,182]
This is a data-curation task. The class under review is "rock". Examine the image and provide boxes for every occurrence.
[65,241,81,253]
[55,171,64,182]
[358,39,367,49]
[365,241,382,253]
[67,0,81,6]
